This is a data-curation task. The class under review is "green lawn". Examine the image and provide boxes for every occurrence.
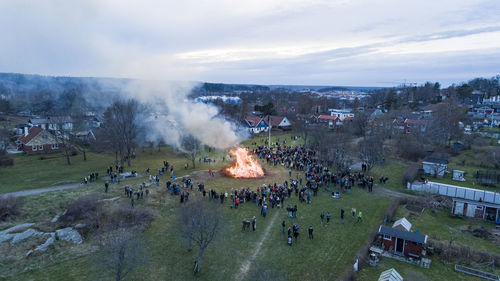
[430,149,499,191]
[370,159,411,193]
[393,205,500,254]
[4,140,392,281]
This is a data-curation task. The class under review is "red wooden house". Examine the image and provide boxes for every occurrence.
[378,225,428,259]
[17,126,62,155]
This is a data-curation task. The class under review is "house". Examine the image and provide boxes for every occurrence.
[17,126,62,155]
[378,225,428,259]
[28,118,50,130]
[244,116,269,134]
[48,116,74,131]
[378,268,403,281]
[422,157,448,177]
[74,130,96,143]
[452,198,500,223]
[317,114,339,129]
[29,116,74,131]
[403,119,427,134]
[264,115,292,130]
[328,109,355,121]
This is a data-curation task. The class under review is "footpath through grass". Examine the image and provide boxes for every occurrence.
[9,152,391,281]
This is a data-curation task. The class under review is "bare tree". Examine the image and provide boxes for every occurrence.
[181,135,202,169]
[426,98,467,146]
[358,136,385,174]
[176,199,223,274]
[102,99,144,167]
[94,229,149,281]
[312,129,353,171]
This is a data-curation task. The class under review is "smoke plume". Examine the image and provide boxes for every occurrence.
[122,79,247,150]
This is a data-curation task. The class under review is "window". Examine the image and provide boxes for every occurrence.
[38,145,43,151]
[32,146,37,151]
[384,234,392,240]
[51,143,59,149]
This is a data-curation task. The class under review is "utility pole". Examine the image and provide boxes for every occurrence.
[268,115,271,147]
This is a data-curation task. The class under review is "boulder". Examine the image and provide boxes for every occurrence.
[0,223,35,235]
[55,227,82,244]
[35,233,56,252]
[11,229,44,245]
[0,233,14,243]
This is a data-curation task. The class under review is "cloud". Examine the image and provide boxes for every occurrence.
[0,0,499,86]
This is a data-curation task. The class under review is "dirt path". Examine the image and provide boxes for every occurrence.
[235,210,280,281]
[374,186,420,200]
[1,183,83,198]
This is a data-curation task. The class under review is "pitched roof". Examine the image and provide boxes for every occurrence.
[244,116,264,127]
[378,225,427,244]
[318,115,339,121]
[29,118,49,125]
[405,118,427,125]
[378,268,403,281]
[265,115,286,127]
[423,157,448,165]
[18,126,43,144]
[392,217,412,232]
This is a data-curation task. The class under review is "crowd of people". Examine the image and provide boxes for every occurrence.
[93,135,380,249]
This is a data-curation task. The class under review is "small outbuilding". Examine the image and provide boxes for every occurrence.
[378,268,403,281]
[452,198,500,223]
[379,225,428,259]
[452,170,465,181]
[392,217,412,232]
[422,157,448,178]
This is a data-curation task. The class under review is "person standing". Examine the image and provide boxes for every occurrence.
[104,181,109,193]
[357,211,363,223]
[320,212,325,225]
[308,226,314,239]
[340,208,345,224]
[326,212,331,225]
[351,207,356,218]
[282,220,286,233]
[252,216,257,232]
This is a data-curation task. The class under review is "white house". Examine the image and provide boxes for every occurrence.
[328,109,355,121]
[422,157,448,177]
[244,116,269,134]
[265,115,292,130]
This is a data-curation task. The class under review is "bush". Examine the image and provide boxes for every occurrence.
[395,136,428,161]
[402,165,420,185]
[0,196,23,222]
[60,194,100,225]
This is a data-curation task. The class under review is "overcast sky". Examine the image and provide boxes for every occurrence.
[0,0,499,86]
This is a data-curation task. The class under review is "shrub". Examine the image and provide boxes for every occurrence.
[0,196,23,222]
[402,165,420,185]
[59,194,100,225]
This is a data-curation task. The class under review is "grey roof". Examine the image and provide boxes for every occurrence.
[29,118,50,124]
[378,225,427,244]
[423,157,448,165]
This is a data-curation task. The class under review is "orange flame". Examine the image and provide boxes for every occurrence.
[226,147,264,178]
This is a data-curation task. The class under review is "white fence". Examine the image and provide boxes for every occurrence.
[408,181,500,204]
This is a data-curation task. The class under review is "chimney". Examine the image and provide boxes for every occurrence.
[24,126,29,137]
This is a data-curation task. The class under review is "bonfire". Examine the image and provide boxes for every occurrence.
[226,147,264,178]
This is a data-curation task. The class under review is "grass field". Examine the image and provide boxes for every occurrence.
[2,134,393,281]
[4,133,492,281]
[394,205,500,254]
